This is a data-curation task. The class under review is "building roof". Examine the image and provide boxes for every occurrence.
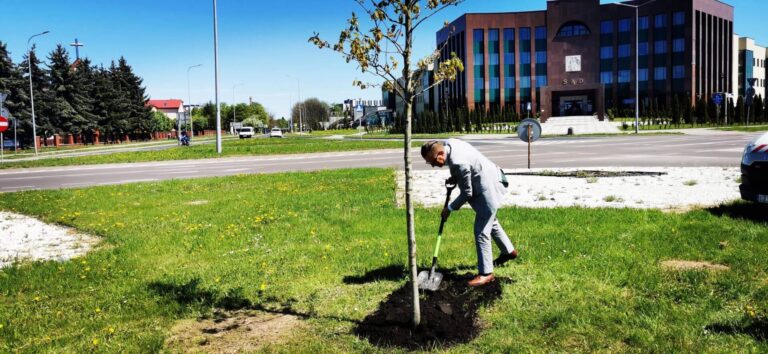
[147,99,184,109]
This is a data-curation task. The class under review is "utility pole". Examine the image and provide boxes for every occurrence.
[213,0,222,154]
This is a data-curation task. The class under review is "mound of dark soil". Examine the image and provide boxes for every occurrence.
[354,274,506,350]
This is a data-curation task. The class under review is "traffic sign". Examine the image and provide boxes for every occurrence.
[712,93,723,106]
[0,116,8,133]
[517,118,541,143]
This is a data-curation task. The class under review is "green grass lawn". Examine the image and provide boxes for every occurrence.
[0,137,409,170]
[1,169,768,352]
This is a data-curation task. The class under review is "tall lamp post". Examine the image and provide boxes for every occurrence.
[213,0,222,154]
[187,64,202,138]
[285,75,303,133]
[615,0,656,134]
[27,30,50,155]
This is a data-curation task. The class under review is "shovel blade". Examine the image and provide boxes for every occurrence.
[417,270,443,291]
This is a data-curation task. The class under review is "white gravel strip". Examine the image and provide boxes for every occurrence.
[398,167,741,210]
[0,211,99,269]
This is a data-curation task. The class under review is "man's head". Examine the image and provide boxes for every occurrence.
[421,140,446,167]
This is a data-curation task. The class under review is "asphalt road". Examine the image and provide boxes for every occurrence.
[0,133,753,193]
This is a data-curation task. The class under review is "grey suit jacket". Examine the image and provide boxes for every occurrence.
[445,138,507,213]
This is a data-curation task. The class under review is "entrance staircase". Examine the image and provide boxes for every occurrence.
[540,115,620,136]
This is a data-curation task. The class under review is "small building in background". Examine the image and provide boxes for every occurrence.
[733,36,767,99]
[147,99,184,120]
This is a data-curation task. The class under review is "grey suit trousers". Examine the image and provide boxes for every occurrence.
[474,202,514,275]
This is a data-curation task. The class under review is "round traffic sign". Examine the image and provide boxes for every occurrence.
[516,118,541,143]
[0,116,8,133]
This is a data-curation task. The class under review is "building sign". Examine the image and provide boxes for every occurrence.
[562,78,585,86]
[565,55,581,72]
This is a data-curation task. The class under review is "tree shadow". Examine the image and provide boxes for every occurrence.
[707,203,768,224]
[343,265,406,284]
[148,278,252,311]
[705,319,768,341]
[354,272,513,350]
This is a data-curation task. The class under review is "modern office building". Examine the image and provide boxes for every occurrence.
[733,36,767,99]
[436,0,734,121]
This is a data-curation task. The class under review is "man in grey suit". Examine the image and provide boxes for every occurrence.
[421,139,518,287]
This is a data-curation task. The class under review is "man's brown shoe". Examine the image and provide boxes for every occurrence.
[493,249,518,267]
[467,274,495,287]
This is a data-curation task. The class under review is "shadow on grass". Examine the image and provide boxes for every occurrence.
[707,203,768,224]
[343,265,406,284]
[706,319,768,341]
[354,272,511,351]
[148,278,252,311]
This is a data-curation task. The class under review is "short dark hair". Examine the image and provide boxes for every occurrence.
[421,140,440,158]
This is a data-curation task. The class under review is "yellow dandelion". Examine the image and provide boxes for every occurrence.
[215,277,221,283]
[108,327,115,334]
[260,283,267,291]
[0,324,4,329]
[92,338,100,346]
[95,308,101,313]
[34,296,41,302]
[384,252,389,257]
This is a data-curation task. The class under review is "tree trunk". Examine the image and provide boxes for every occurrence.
[403,6,420,329]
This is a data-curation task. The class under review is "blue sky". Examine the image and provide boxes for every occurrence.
[3,0,766,119]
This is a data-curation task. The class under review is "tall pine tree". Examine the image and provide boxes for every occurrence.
[0,41,31,144]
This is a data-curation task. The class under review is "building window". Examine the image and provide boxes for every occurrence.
[655,14,667,28]
[639,42,649,56]
[638,68,649,81]
[673,39,684,53]
[601,20,613,34]
[654,67,667,80]
[536,51,547,64]
[535,26,547,40]
[601,71,613,84]
[473,29,485,103]
[673,65,685,79]
[639,16,649,30]
[505,76,516,89]
[618,70,631,83]
[520,76,531,88]
[618,19,631,33]
[556,21,591,37]
[654,40,667,54]
[520,27,531,41]
[520,52,531,64]
[673,11,685,26]
[490,77,500,89]
[618,44,631,58]
[601,46,613,59]
[536,75,547,87]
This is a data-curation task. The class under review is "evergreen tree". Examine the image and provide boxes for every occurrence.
[671,94,681,126]
[70,58,99,136]
[683,95,692,125]
[112,57,152,139]
[45,45,85,137]
[0,41,31,144]
[754,95,764,123]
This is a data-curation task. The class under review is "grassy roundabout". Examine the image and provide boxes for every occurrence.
[1,168,768,352]
[0,137,411,170]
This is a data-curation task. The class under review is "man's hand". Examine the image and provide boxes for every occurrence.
[441,207,451,220]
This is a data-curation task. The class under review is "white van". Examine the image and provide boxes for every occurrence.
[238,127,255,139]
[270,127,283,138]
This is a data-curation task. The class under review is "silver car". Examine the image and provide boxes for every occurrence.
[740,132,768,204]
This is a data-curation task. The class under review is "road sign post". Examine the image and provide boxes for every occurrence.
[0,116,9,162]
[517,118,542,169]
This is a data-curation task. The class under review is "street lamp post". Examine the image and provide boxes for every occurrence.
[615,0,656,134]
[187,64,202,138]
[27,30,50,155]
[213,0,222,154]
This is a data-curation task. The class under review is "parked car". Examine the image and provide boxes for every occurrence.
[238,127,255,139]
[269,127,283,138]
[740,131,768,204]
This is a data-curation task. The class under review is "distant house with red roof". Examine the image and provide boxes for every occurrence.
[147,99,184,120]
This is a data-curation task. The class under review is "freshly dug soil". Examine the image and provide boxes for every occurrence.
[354,274,506,350]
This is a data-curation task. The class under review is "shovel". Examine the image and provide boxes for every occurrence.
[418,179,457,291]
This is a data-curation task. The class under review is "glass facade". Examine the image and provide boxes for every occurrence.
[473,29,485,104]
[503,28,516,109]
[489,29,500,105]
[519,27,531,110]
[535,26,548,110]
